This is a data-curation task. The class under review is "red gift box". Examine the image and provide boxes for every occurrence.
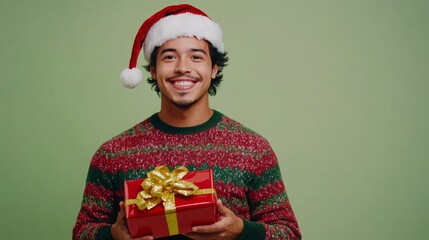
[124,166,218,238]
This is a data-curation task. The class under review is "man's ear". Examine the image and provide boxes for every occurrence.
[211,64,219,79]
[150,64,156,80]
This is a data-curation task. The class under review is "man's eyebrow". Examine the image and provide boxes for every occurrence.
[159,48,208,55]
[159,48,176,55]
[190,48,208,55]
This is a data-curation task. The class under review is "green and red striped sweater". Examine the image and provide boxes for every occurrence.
[73,110,301,240]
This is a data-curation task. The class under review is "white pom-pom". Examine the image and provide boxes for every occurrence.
[120,68,143,88]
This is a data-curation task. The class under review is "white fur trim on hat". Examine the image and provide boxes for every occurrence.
[120,68,143,88]
[143,13,224,61]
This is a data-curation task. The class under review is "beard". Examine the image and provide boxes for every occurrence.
[172,99,197,108]
[161,92,204,109]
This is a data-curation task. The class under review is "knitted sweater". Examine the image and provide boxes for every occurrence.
[73,111,301,240]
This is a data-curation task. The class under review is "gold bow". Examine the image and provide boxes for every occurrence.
[125,165,200,211]
[125,165,215,236]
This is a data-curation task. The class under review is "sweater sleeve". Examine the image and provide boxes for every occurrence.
[72,147,117,240]
[245,147,302,240]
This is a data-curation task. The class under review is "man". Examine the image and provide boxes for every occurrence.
[73,4,301,240]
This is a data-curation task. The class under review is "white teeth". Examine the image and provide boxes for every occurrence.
[174,81,194,86]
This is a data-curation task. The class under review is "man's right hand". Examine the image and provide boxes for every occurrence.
[111,201,153,240]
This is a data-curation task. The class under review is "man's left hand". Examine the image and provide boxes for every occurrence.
[184,199,243,240]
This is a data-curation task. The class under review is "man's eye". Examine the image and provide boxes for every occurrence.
[162,55,175,60]
[192,55,203,60]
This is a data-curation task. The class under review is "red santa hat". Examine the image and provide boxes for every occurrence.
[120,4,225,88]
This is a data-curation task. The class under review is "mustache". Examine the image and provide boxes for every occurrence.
[166,74,201,81]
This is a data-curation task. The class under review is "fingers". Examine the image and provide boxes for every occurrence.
[184,232,219,240]
[116,201,153,240]
[133,236,153,240]
[192,200,229,233]
[117,201,127,225]
[192,220,223,233]
[112,201,131,240]
[191,199,243,239]
[119,201,127,214]
[215,199,231,217]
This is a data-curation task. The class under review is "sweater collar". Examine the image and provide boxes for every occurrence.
[150,110,223,134]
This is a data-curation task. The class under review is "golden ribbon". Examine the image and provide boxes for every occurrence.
[125,165,216,236]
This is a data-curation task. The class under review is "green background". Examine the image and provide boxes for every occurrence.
[1,0,428,239]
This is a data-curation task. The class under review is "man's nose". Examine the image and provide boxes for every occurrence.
[175,58,191,73]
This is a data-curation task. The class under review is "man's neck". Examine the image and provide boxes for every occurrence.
[158,102,213,128]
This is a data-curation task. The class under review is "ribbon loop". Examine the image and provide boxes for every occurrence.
[125,166,199,211]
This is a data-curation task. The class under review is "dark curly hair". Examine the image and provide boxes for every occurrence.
[144,41,228,96]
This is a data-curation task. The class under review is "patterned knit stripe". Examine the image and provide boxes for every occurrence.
[241,196,296,222]
[97,142,273,161]
[86,163,284,193]
[83,172,265,213]
[252,194,290,217]
[87,163,283,192]
[102,113,264,146]
[74,206,115,239]
[110,129,269,152]
[263,209,301,240]
[245,165,284,189]
[111,111,260,138]
[85,166,286,217]
[77,202,114,223]
[74,221,100,240]
[82,194,114,211]
[265,224,296,240]
[216,118,257,135]
[95,151,277,179]
[258,199,300,240]
[88,165,252,191]
[76,224,92,240]
[86,164,115,189]
[248,180,289,202]
[212,165,284,190]
[118,119,154,138]
[83,182,114,199]
[213,182,287,216]
[93,140,279,178]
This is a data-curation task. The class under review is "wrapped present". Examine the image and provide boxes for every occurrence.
[124,166,218,238]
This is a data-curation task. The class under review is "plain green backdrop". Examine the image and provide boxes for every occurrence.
[1,0,428,239]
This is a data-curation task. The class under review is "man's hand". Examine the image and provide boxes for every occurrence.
[111,201,153,240]
[184,199,244,240]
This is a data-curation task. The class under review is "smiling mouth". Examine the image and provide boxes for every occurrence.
[168,75,200,89]
[173,81,195,86]
[170,80,196,90]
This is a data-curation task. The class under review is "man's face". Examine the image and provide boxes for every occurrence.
[151,37,218,109]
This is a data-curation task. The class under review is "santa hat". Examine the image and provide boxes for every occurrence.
[120,4,225,88]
